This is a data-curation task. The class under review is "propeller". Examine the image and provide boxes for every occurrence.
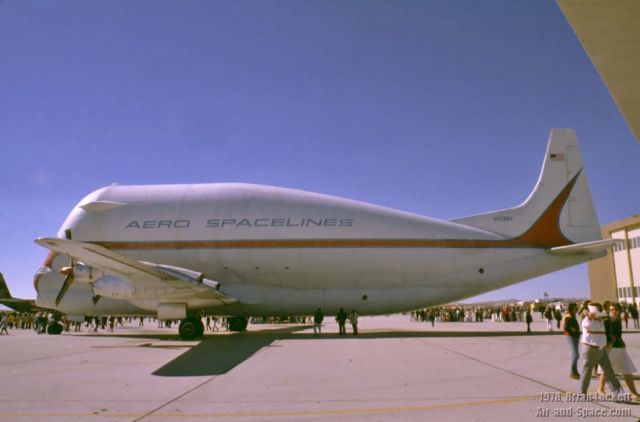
[54,230,75,306]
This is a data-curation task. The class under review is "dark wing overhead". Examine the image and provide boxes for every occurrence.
[557,0,640,143]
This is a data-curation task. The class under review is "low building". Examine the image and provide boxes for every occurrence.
[588,215,640,303]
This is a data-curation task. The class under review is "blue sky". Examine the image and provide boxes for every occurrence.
[1,1,638,301]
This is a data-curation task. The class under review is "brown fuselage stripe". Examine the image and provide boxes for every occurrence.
[97,238,538,250]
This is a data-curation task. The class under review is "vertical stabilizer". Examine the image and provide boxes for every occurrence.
[453,129,601,246]
[0,273,11,299]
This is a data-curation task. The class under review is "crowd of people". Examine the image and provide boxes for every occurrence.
[408,300,640,401]
[562,300,640,401]
[545,302,639,332]
[0,312,38,331]
[0,312,321,335]
[0,311,63,334]
[410,304,535,326]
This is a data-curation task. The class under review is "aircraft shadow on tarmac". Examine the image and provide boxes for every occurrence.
[74,326,306,377]
[152,326,307,377]
[76,327,608,377]
[150,328,568,377]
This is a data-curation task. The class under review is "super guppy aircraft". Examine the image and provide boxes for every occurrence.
[33,129,618,339]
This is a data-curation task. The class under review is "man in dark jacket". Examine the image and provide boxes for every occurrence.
[336,308,347,336]
[554,308,562,329]
[313,308,324,335]
[525,310,533,333]
[563,303,581,379]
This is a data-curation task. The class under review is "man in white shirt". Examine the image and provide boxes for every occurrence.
[349,310,358,335]
[580,303,623,395]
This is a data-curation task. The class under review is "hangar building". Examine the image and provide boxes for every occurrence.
[589,215,640,303]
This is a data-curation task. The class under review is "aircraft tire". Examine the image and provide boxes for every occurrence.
[228,316,248,332]
[47,322,63,335]
[178,318,198,340]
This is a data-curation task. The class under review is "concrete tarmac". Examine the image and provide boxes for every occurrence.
[1,315,640,421]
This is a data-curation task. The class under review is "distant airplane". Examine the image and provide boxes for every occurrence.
[33,129,619,339]
[0,273,40,313]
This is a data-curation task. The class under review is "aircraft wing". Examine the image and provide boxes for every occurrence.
[549,238,623,255]
[557,0,640,143]
[34,238,236,303]
[0,298,39,313]
[0,273,42,312]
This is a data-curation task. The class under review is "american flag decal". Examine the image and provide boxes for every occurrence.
[549,153,565,161]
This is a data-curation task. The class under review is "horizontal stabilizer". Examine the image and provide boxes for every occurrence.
[549,239,623,255]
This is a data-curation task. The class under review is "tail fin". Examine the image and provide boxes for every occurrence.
[453,129,601,247]
[0,273,12,299]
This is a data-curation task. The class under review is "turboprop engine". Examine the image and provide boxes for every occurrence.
[60,263,97,283]
[54,262,99,306]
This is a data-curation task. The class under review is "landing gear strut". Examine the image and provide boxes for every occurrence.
[227,316,248,332]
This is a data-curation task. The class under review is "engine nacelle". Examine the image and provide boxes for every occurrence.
[60,263,98,283]
[93,275,136,299]
[93,275,192,300]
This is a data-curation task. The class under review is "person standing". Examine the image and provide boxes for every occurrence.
[336,308,347,336]
[623,305,629,329]
[630,303,639,328]
[349,310,358,335]
[598,303,640,400]
[554,307,562,329]
[577,300,591,324]
[38,314,48,334]
[525,310,533,333]
[313,308,324,335]
[0,313,8,335]
[579,303,623,396]
[563,303,581,379]
[544,306,554,332]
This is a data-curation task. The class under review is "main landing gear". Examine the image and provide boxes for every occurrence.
[46,322,63,335]
[227,316,248,332]
[177,316,247,339]
[178,317,205,340]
